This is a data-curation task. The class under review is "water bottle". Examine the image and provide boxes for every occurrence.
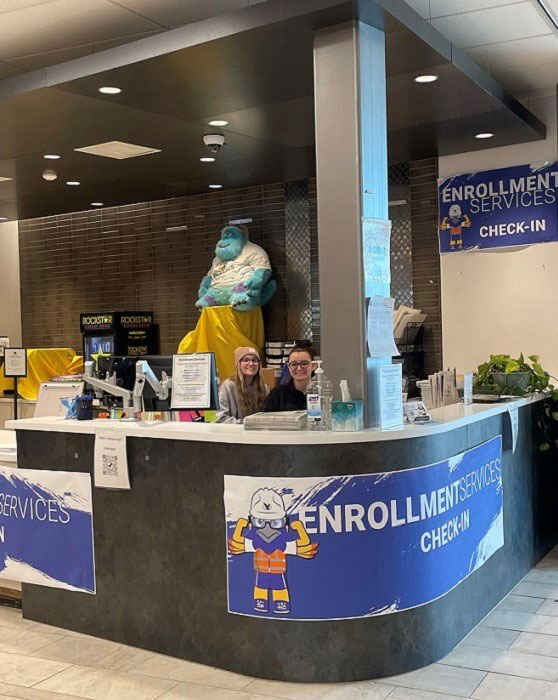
[306,361,334,431]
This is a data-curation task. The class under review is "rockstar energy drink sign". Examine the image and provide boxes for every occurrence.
[80,314,115,332]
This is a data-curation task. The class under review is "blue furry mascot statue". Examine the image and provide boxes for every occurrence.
[196,226,277,311]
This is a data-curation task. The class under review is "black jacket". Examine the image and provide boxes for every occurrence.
[261,381,306,412]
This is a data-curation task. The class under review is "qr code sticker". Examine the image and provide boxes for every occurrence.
[102,454,118,476]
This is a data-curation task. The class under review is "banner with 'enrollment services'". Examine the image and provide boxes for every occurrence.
[0,467,95,593]
[438,162,557,252]
[224,436,503,620]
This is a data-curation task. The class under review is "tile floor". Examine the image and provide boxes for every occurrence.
[3,547,558,699]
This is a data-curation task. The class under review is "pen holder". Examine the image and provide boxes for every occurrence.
[331,400,364,432]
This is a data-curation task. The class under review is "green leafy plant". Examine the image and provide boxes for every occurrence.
[477,353,558,452]
[477,353,553,395]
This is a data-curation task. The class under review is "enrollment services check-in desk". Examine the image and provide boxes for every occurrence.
[7,397,558,683]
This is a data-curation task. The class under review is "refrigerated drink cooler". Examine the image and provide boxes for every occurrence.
[80,311,157,362]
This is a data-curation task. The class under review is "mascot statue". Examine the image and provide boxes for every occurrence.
[196,226,277,311]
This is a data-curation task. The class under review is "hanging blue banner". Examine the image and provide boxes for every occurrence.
[0,467,95,593]
[224,436,502,620]
[438,162,557,252]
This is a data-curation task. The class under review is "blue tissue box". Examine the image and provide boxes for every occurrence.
[331,400,364,432]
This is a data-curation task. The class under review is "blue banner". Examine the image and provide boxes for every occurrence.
[0,467,95,593]
[224,436,502,620]
[438,162,557,252]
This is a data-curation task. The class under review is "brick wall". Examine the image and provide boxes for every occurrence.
[19,183,294,355]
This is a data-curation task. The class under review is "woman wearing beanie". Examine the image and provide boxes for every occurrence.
[217,347,269,423]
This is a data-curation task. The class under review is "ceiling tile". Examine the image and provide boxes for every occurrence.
[0,0,160,61]
[428,0,525,18]
[431,2,551,48]
[466,33,558,72]
[0,0,60,12]
[112,0,248,28]
[6,30,161,70]
[492,61,558,98]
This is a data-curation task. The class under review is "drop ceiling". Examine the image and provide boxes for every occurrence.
[402,0,558,100]
[0,0,550,221]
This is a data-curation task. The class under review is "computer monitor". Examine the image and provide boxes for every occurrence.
[95,354,219,412]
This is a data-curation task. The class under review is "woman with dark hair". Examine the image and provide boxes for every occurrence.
[217,347,269,423]
[261,344,317,412]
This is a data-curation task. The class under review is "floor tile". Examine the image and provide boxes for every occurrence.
[242,678,393,699]
[389,688,472,700]
[535,559,558,570]
[0,608,38,631]
[0,651,69,687]
[472,672,558,699]
[26,623,88,638]
[510,631,558,657]
[376,663,484,697]
[0,680,84,699]
[463,626,519,650]
[132,654,250,690]
[29,635,154,671]
[34,665,178,700]
[537,599,558,616]
[440,642,558,680]
[494,594,544,614]
[513,580,558,598]
[524,569,558,584]
[0,627,64,656]
[159,682,284,699]
[483,609,558,634]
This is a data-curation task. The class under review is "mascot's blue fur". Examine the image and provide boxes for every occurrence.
[196,226,277,311]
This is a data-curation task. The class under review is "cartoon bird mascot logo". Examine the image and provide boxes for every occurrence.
[441,204,472,250]
[228,488,318,615]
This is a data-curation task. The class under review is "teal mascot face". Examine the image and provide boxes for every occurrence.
[215,226,246,261]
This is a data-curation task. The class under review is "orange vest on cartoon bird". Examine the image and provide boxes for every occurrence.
[254,548,287,573]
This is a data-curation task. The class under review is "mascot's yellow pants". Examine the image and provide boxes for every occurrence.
[177,306,264,381]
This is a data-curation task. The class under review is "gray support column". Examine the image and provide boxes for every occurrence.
[314,21,389,426]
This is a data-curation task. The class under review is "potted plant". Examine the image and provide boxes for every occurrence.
[477,354,551,395]
[477,353,558,451]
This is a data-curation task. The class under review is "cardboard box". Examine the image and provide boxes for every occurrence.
[261,367,282,388]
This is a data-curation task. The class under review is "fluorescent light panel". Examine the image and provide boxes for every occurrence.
[74,141,161,160]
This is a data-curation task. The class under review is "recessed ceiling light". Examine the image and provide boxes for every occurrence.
[91,202,104,207]
[66,181,80,186]
[414,74,438,83]
[42,170,57,181]
[0,176,12,183]
[475,132,494,139]
[200,157,216,163]
[75,141,161,159]
[44,154,60,160]
[98,86,121,95]
[0,216,7,221]
[208,184,222,189]
[208,120,229,127]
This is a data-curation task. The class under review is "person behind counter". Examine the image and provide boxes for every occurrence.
[217,346,269,423]
[262,345,317,412]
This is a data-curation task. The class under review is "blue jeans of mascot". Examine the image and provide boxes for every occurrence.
[197,270,277,310]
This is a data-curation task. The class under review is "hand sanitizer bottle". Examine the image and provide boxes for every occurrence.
[306,360,334,431]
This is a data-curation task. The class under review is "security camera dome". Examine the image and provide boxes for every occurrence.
[42,169,58,181]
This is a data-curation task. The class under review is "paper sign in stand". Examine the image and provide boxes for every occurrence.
[3,347,27,420]
[378,363,404,430]
[171,353,219,410]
